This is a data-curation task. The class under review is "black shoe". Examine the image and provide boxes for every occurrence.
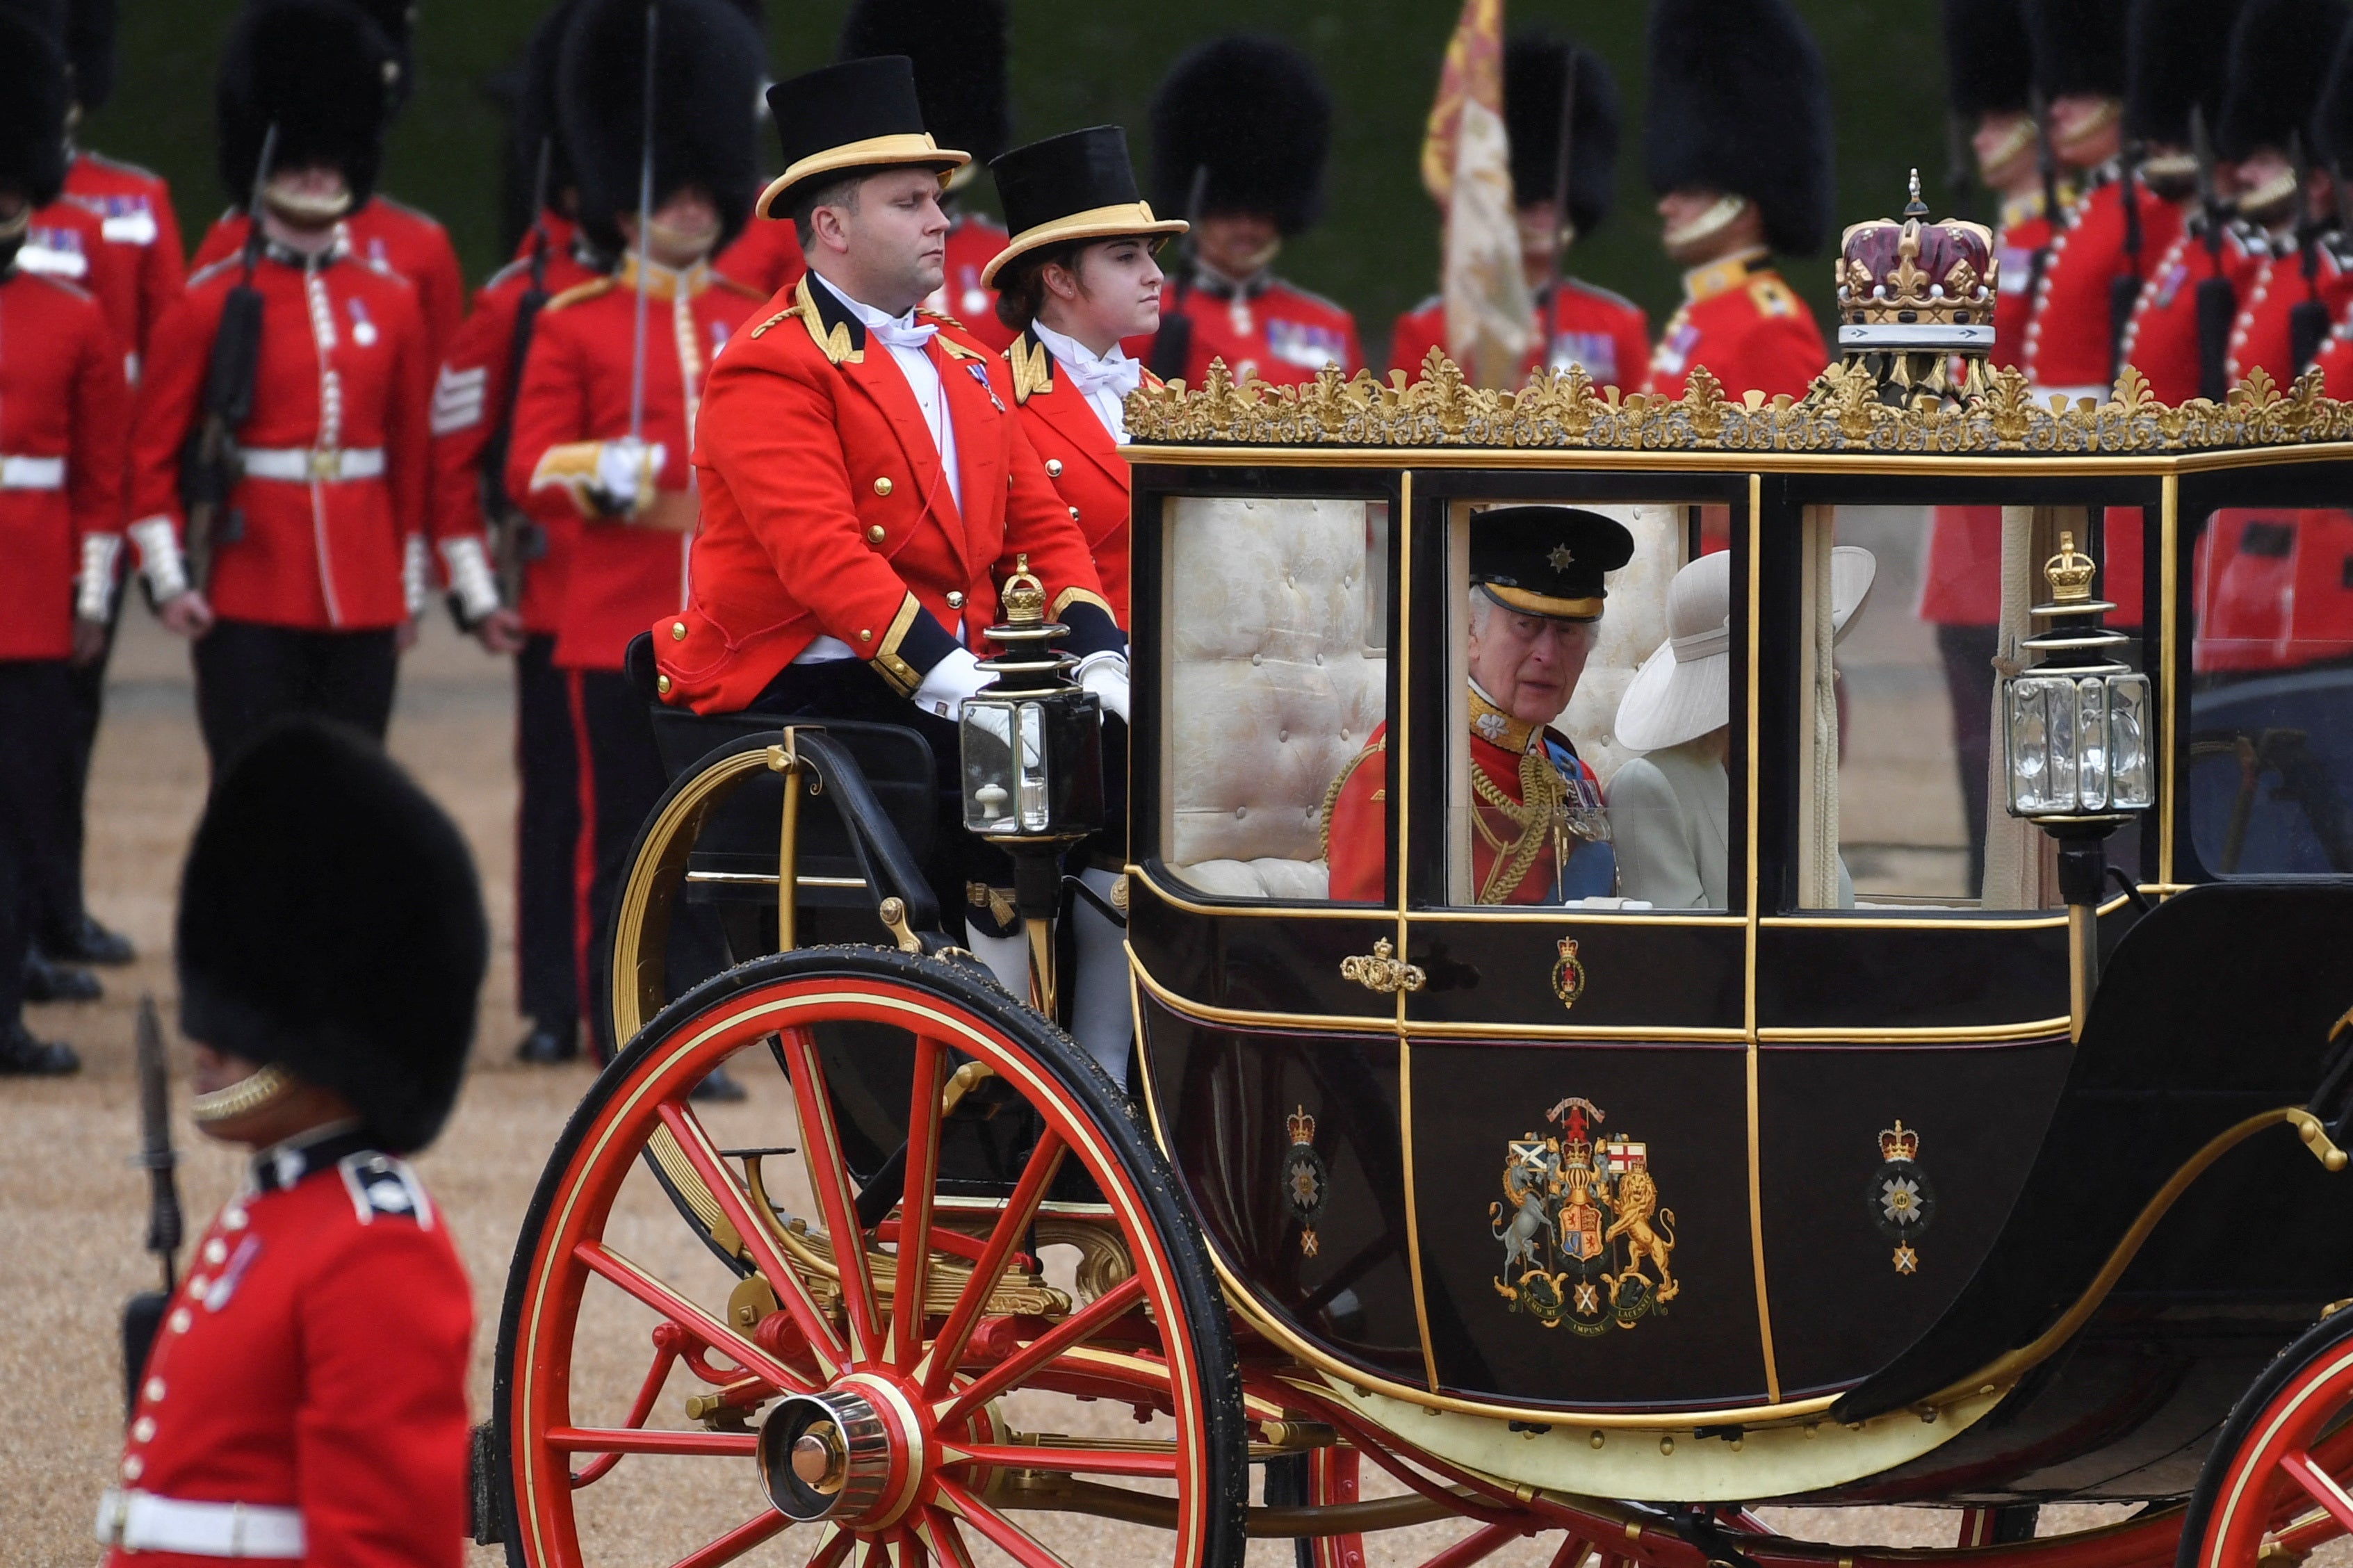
[22,952,100,1003]
[514,1022,579,1064]
[42,914,135,967]
[689,1065,747,1103]
[0,1022,79,1075]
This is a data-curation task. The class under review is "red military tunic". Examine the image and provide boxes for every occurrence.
[2192,507,2353,671]
[931,213,1016,353]
[2022,168,2185,398]
[505,257,767,672]
[1991,190,2062,371]
[714,212,808,299]
[127,239,430,630]
[659,270,1114,714]
[1002,326,1152,626]
[196,196,465,363]
[1124,272,1364,389]
[1387,276,1651,391]
[2116,216,2267,403]
[0,267,127,660]
[430,241,610,635]
[2226,238,2353,386]
[54,149,187,382]
[1921,505,2146,630]
[1642,250,1827,401]
[97,1133,471,1568]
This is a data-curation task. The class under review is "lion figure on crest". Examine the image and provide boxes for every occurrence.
[1604,1168,1678,1304]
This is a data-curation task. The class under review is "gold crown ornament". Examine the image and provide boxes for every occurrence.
[1834,172,1998,407]
[2044,531,2098,603]
[1879,1119,1920,1162]
[999,553,1047,625]
[1286,1105,1317,1146]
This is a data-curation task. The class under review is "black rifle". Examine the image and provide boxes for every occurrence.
[2108,141,2147,385]
[1534,43,1579,379]
[482,137,558,610]
[1147,164,1210,383]
[179,124,277,594]
[121,996,182,1414]
[2289,131,2331,375]
[2192,106,2238,402]
[2026,89,2065,311]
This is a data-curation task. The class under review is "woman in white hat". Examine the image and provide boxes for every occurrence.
[1609,547,1875,908]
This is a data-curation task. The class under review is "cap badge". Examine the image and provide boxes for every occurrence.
[1547,544,1577,570]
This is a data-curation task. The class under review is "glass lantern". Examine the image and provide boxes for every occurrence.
[958,555,1105,844]
[2001,529,2155,826]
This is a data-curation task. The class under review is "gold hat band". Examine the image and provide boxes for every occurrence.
[979,201,1191,287]
[758,133,971,220]
[1480,582,1605,621]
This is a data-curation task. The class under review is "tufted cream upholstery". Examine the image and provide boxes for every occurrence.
[1164,496,1385,898]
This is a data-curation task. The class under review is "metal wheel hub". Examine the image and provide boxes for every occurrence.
[756,1387,893,1523]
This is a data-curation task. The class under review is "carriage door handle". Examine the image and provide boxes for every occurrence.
[1340,939,1426,995]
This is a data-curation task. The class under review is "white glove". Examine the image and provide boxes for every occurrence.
[590,437,665,516]
[910,645,988,721]
[1076,651,1130,725]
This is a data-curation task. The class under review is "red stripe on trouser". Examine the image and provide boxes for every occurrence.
[567,669,597,1030]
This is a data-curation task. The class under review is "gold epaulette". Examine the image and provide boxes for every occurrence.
[544,276,618,313]
[749,302,802,338]
[1007,334,1054,404]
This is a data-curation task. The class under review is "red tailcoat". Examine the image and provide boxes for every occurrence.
[505,259,767,671]
[1124,272,1364,389]
[0,266,127,660]
[930,213,1016,352]
[2022,169,2185,395]
[714,215,808,298]
[1387,276,1651,390]
[129,242,430,630]
[659,272,1114,714]
[100,1137,471,1568]
[1642,252,1827,400]
[197,196,464,363]
[1003,327,1149,626]
[2192,507,2353,671]
[431,244,608,634]
[2116,216,2267,403]
[2226,239,2353,386]
[1991,193,2058,370]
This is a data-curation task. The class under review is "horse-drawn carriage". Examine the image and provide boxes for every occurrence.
[486,222,2353,1565]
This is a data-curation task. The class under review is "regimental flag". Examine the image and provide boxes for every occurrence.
[1420,0,1533,389]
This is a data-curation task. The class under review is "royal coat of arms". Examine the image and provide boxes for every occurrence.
[1489,1096,1679,1334]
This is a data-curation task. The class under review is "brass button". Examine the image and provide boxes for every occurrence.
[656,674,672,694]
[858,628,872,642]
[669,621,686,641]
[866,525,886,544]
[946,591,965,609]
[872,476,893,496]
[1068,506,1080,520]
[1045,459,1064,477]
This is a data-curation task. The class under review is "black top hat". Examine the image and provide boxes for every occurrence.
[1644,0,1835,258]
[215,0,398,210]
[1469,507,1637,622]
[0,8,70,209]
[1504,31,1622,242]
[758,54,968,220]
[982,126,1187,287]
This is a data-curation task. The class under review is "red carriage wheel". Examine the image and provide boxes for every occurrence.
[491,946,1248,1568]
[2179,1307,2353,1568]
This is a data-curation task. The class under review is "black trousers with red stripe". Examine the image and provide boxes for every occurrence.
[514,635,580,1032]
[0,661,77,1029]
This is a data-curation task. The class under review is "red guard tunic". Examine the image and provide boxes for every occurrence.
[1991,190,2062,370]
[1921,505,2145,629]
[659,271,1114,714]
[97,1134,471,1568]
[1641,250,1827,401]
[932,213,1016,352]
[1002,327,1150,626]
[2115,216,2267,403]
[0,268,127,660]
[54,149,187,382]
[2192,507,2353,671]
[2226,238,2353,386]
[127,240,430,630]
[196,196,465,363]
[1386,277,1651,390]
[1123,272,1363,389]
[505,259,767,672]
[2022,168,2185,397]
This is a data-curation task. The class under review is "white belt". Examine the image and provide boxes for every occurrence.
[95,1489,306,1558]
[0,454,65,489]
[240,446,386,483]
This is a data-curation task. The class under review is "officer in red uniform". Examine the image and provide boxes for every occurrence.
[0,15,125,1075]
[2020,0,2184,401]
[1326,509,1625,906]
[97,719,480,1568]
[124,0,431,769]
[1389,32,1649,391]
[1132,37,1362,389]
[658,55,1121,983]
[1639,0,1832,402]
[1948,0,2074,370]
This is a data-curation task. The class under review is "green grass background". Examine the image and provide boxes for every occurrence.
[90,0,1948,362]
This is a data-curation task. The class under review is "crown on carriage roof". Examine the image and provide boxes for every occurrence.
[1835,171,1996,353]
[1880,1120,1919,1162]
[1287,1105,1317,1145]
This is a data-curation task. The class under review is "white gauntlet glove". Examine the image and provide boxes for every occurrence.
[591,437,665,516]
[910,645,988,721]
[1075,651,1130,725]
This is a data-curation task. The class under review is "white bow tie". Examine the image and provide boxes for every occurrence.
[1060,350,1141,402]
[870,316,938,352]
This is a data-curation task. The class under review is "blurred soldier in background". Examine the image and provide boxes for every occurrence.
[1139,35,1362,388]
[1640,0,1832,401]
[0,10,126,1074]
[1946,0,2070,371]
[1389,31,1649,391]
[2304,30,2353,393]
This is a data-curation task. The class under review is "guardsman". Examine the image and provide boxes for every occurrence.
[655,55,1122,985]
[2219,0,2352,386]
[505,0,763,1077]
[2020,0,2183,401]
[838,0,1016,350]
[1639,0,1832,402]
[1132,36,1362,389]
[97,719,480,1568]
[433,0,604,1065]
[1325,508,1626,906]
[0,13,124,1075]
[2305,27,2353,393]
[123,0,431,769]
[2112,0,2263,405]
[1947,0,2074,370]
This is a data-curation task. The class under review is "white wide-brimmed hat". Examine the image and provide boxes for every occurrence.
[1613,546,1878,753]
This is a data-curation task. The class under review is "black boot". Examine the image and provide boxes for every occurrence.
[42,914,135,967]
[514,1020,579,1065]
[0,1022,80,1075]
[23,951,100,1003]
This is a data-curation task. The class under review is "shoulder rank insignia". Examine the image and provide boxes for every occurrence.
[1868,1120,1935,1274]
[340,1152,433,1227]
[1281,1106,1328,1257]
[1007,334,1055,404]
[1490,1096,1678,1334]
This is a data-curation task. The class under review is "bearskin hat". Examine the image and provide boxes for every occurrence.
[1643,0,1834,257]
[348,0,417,111]
[1944,0,2035,120]
[1150,35,1332,235]
[560,0,762,256]
[64,0,113,113]
[2217,0,2350,159]
[2126,0,2245,147]
[1504,31,1620,240]
[2024,0,2128,99]
[836,0,1008,167]
[0,0,65,35]
[0,10,70,208]
[2314,22,2353,166]
[500,0,580,252]
[215,0,396,209]
[177,719,486,1155]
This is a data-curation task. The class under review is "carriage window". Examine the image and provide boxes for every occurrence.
[2188,505,2353,876]
[1159,494,1391,902]
[1441,500,1706,908]
[1799,504,2143,909]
